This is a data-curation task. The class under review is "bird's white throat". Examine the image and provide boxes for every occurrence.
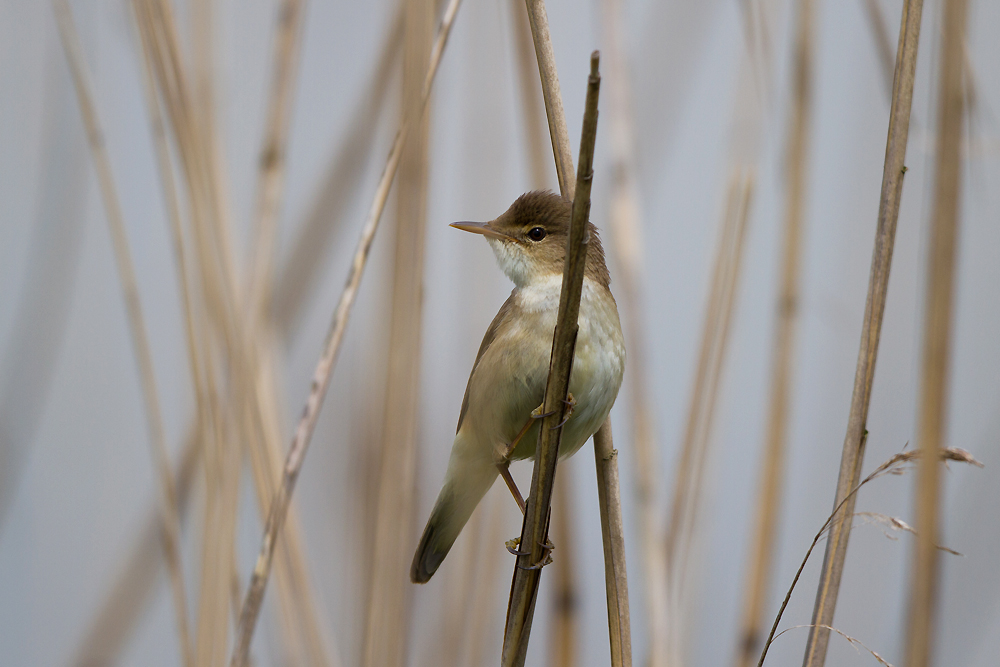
[487,237,537,287]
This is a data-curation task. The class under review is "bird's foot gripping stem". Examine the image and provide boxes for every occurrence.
[506,536,555,568]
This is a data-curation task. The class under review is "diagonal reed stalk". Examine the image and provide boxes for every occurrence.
[66,15,403,655]
[272,7,403,339]
[904,0,968,665]
[594,420,633,666]
[52,4,194,665]
[361,0,434,664]
[72,427,200,666]
[510,2,580,662]
[800,2,924,666]
[735,0,814,664]
[522,0,575,199]
[599,0,664,663]
[228,1,465,663]
[245,0,306,324]
[516,1,631,662]
[757,447,982,667]
[501,52,607,667]
[135,1,342,663]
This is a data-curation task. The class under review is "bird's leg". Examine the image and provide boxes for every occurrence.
[495,402,554,515]
[498,462,525,515]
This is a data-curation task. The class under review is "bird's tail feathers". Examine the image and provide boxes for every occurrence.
[410,442,497,583]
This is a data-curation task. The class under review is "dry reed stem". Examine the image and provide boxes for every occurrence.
[523,0,575,198]
[904,0,968,664]
[500,52,603,667]
[228,2,464,663]
[511,2,580,660]
[361,0,434,663]
[518,3,630,660]
[72,428,201,666]
[756,447,981,667]
[135,2,335,661]
[548,477,579,667]
[665,172,752,666]
[246,0,307,323]
[272,8,403,337]
[735,1,814,664]
[52,4,194,665]
[465,489,508,665]
[800,2,924,665]
[674,173,753,591]
[594,421,633,667]
[665,176,741,568]
[512,0,554,190]
[863,0,897,98]
[599,0,665,662]
[777,625,892,667]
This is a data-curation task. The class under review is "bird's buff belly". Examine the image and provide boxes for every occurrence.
[463,289,625,463]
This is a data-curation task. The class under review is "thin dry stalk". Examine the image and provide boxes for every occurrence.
[465,488,508,666]
[72,429,200,666]
[517,4,630,660]
[272,8,403,337]
[594,421,633,667]
[361,0,434,663]
[500,52,603,667]
[863,0,897,97]
[523,0,575,198]
[228,2,465,663]
[904,0,968,665]
[665,176,741,567]
[548,475,579,667]
[735,1,814,664]
[52,4,193,665]
[511,0,554,190]
[800,2,924,666]
[674,173,754,589]
[599,0,665,662]
[756,447,982,667]
[246,0,307,322]
[511,2,580,660]
[134,2,336,662]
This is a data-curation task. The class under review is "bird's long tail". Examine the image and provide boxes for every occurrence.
[410,435,498,583]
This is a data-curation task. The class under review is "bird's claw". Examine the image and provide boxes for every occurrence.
[531,405,556,420]
[552,393,576,429]
[505,537,530,556]
[508,537,555,568]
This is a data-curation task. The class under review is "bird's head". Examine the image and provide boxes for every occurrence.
[450,190,609,288]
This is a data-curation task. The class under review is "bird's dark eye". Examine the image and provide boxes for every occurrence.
[527,226,547,241]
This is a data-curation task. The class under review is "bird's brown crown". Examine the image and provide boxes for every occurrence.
[486,190,611,288]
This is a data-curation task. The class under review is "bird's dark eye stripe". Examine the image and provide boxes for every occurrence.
[527,226,546,241]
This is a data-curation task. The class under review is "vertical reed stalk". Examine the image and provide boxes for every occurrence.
[272,8,403,337]
[52,4,193,665]
[594,421,633,667]
[599,0,665,662]
[71,427,201,666]
[228,2,464,662]
[517,2,630,661]
[735,0,814,664]
[361,0,434,663]
[511,2,580,661]
[501,52,604,667]
[801,3,924,666]
[246,0,307,322]
[522,0,575,198]
[904,0,968,665]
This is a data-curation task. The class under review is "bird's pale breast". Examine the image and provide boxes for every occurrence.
[462,275,625,463]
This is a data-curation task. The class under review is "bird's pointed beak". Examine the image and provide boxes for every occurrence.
[450,221,512,241]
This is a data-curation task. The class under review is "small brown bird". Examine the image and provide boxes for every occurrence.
[410,191,625,583]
